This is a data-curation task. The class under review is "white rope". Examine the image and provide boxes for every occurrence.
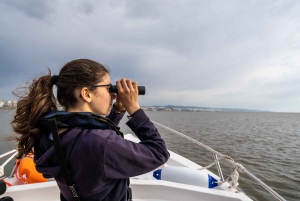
[196,155,234,170]
[235,163,246,173]
[230,169,239,189]
[0,151,18,177]
[216,163,246,187]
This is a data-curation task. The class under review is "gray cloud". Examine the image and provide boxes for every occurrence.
[2,0,56,20]
[1,0,300,112]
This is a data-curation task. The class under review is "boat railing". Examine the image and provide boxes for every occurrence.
[0,149,18,179]
[151,120,287,201]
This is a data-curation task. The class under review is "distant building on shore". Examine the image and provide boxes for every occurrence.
[0,100,18,108]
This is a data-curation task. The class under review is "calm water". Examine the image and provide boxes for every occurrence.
[1,109,299,201]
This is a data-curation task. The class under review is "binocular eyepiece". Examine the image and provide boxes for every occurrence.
[110,85,146,95]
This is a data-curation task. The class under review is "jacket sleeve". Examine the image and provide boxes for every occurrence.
[103,109,170,179]
[106,108,125,125]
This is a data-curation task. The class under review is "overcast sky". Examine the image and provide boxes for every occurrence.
[1,0,300,112]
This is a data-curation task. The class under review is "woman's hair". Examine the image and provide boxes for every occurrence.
[12,59,109,159]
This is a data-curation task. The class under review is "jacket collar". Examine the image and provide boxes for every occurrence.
[38,110,123,137]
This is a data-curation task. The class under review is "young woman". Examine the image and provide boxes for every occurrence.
[12,59,170,201]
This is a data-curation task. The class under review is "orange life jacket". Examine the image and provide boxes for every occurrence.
[15,154,48,184]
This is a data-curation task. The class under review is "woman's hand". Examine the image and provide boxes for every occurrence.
[116,78,140,115]
[113,96,126,113]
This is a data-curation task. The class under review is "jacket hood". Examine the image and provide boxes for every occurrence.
[34,127,82,177]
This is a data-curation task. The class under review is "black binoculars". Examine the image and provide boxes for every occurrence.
[110,85,146,95]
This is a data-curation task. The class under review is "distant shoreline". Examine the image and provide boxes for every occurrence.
[0,107,16,110]
[141,106,270,113]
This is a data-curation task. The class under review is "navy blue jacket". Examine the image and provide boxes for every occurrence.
[34,109,170,200]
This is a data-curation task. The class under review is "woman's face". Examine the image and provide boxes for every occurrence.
[89,73,115,115]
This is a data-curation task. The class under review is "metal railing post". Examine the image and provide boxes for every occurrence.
[213,153,224,181]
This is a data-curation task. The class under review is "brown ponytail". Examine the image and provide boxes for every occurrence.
[12,69,57,159]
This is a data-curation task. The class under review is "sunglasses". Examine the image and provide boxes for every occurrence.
[91,83,113,93]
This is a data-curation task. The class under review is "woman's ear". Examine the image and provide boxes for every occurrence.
[80,87,92,103]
